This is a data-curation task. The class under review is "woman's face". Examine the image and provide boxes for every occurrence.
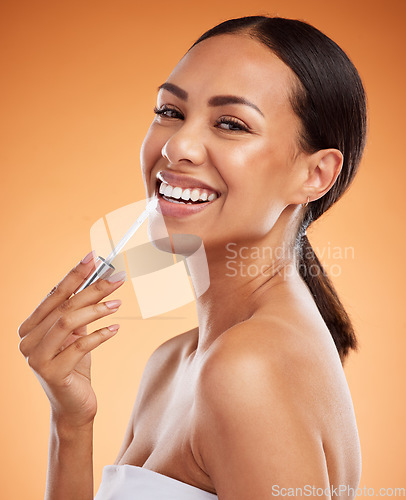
[141,34,305,251]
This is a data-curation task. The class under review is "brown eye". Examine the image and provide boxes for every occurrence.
[215,116,250,132]
[153,105,184,120]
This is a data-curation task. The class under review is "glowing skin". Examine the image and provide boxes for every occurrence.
[140,33,342,346]
[118,34,355,493]
[140,34,311,250]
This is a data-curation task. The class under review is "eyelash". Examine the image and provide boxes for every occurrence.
[153,105,250,132]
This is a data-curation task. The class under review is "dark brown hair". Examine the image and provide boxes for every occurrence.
[190,16,367,364]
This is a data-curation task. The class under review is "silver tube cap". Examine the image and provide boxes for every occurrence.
[75,256,115,294]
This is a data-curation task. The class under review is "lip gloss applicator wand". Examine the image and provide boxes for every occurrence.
[75,198,157,294]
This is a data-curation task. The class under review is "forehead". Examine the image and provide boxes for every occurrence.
[165,34,296,111]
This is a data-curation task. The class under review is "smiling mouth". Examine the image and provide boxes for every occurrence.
[156,179,220,205]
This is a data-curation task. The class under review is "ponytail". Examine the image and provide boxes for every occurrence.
[191,16,367,363]
[298,234,358,364]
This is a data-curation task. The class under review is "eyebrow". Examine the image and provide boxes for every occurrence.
[157,82,264,117]
[158,82,188,101]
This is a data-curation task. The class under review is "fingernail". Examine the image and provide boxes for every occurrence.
[81,250,95,264]
[105,299,122,309]
[107,324,120,332]
[107,271,127,283]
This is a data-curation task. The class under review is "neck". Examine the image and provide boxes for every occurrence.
[185,205,303,356]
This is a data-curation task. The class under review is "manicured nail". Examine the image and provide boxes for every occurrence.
[107,271,127,283]
[81,250,95,264]
[105,299,122,309]
[107,324,120,332]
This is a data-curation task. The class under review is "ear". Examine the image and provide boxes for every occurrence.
[302,148,343,202]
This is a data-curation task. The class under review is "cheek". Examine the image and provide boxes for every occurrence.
[211,137,295,240]
[214,139,289,202]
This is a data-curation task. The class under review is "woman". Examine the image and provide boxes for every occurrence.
[18,16,367,500]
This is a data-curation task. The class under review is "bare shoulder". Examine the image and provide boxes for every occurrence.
[140,326,198,389]
[193,317,360,496]
[197,316,335,425]
[199,314,340,395]
[149,327,198,361]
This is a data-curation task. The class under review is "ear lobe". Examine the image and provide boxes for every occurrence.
[304,149,343,200]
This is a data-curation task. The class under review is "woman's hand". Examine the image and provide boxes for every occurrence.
[18,252,126,429]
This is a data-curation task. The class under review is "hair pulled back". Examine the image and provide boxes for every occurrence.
[189,16,367,363]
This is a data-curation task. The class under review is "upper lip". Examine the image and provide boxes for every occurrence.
[156,170,220,195]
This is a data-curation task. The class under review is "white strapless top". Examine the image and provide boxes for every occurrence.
[94,464,218,499]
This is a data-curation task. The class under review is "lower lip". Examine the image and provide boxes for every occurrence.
[155,192,219,218]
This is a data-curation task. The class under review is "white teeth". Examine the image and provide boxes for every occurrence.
[190,189,200,202]
[163,184,173,197]
[158,180,219,203]
[181,189,191,201]
[166,198,184,204]
[172,187,182,199]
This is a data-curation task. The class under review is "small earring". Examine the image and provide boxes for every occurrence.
[302,196,310,208]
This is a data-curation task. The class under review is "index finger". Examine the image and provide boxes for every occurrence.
[18,251,96,339]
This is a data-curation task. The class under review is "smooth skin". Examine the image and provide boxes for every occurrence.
[19,34,361,500]
[138,34,360,498]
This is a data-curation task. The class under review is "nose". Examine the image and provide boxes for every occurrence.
[161,124,207,167]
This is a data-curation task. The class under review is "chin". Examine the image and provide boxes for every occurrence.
[147,216,205,258]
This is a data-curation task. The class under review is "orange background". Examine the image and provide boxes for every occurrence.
[1,0,405,497]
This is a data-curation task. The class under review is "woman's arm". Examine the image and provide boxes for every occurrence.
[18,255,125,500]
[45,418,94,500]
[193,322,331,500]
